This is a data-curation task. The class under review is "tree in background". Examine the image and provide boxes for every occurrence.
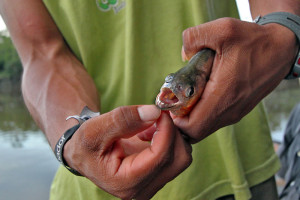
[0,30,22,81]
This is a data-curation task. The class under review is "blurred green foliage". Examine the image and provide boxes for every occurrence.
[0,31,22,81]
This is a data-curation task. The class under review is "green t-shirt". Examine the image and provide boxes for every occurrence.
[44,0,280,199]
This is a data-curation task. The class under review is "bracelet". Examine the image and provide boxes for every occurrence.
[54,106,100,176]
[54,124,82,176]
[254,12,300,79]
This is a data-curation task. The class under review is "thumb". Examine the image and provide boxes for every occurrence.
[82,105,161,151]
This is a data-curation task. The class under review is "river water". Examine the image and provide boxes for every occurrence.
[0,82,58,200]
[0,80,299,200]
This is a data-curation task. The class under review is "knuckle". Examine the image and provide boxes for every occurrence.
[182,27,193,41]
[228,114,242,126]
[115,190,135,200]
[184,154,193,169]
[111,184,141,200]
[179,148,193,167]
[113,106,136,131]
[113,106,130,128]
[217,18,238,39]
[179,144,193,168]
[182,27,197,51]
[224,108,242,126]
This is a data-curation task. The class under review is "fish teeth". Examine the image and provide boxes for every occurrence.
[156,98,165,107]
[156,97,178,109]
[156,98,167,108]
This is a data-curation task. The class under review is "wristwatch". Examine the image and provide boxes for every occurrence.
[255,12,300,79]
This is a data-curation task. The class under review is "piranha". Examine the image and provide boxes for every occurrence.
[155,49,215,116]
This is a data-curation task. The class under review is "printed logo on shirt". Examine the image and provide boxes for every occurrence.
[96,0,126,14]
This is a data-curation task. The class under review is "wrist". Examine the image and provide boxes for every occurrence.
[265,23,298,68]
[47,116,80,151]
[54,106,100,176]
[250,0,300,19]
[55,124,82,175]
[255,12,300,79]
[62,127,81,173]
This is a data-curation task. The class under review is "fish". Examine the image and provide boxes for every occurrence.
[155,49,215,116]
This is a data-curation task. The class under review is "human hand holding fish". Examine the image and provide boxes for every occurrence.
[156,18,298,143]
[63,105,192,199]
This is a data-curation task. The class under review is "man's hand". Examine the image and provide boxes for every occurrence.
[64,105,192,200]
[173,18,298,143]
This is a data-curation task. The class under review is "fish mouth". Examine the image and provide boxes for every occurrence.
[155,87,182,110]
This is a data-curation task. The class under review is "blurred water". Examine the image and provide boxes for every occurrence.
[264,80,300,143]
[0,82,58,200]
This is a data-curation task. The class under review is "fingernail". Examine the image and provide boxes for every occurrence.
[151,131,158,146]
[138,105,161,122]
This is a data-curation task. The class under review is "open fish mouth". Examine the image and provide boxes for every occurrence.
[155,87,182,110]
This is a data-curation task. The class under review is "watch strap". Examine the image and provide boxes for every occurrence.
[55,124,82,176]
[255,12,300,79]
[54,106,100,176]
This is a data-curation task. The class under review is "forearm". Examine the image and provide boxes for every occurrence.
[0,0,100,150]
[22,49,100,150]
[249,0,300,18]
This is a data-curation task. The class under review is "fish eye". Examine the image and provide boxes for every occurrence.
[185,87,194,97]
[165,73,174,83]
